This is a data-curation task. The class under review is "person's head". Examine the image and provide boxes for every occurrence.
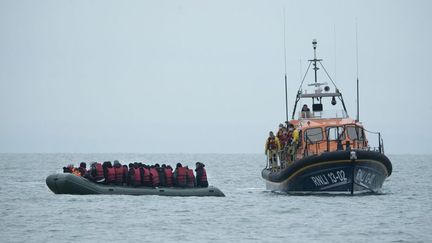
[128,163,133,168]
[113,160,120,166]
[176,163,182,168]
[161,164,166,168]
[287,123,293,131]
[80,162,86,168]
[279,123,284,128]
[269,131,274,137]
[155,163,160,168]
[302,104,309,111]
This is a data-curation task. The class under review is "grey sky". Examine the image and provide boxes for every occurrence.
[1,0,430,154]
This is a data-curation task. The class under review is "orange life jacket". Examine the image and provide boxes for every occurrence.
[72,168,81,176]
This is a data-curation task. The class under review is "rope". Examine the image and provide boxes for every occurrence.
[296,61,312,93]
[318,61,338,88]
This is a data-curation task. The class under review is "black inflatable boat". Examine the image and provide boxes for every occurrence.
[46,173,225,197]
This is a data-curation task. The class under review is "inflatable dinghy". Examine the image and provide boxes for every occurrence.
[46,173,225,197]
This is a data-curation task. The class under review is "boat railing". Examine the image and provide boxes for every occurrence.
[362,128,385,154]
[301,125,385,156]
[298,110,348,120]
[266,127,385,171]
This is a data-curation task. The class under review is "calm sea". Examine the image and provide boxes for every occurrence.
[0,154,431,242]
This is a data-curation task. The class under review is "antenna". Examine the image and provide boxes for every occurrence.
[356,19,360,122]
[299,58,302,83]
[334,24,337,83]
[283,8,289,123]
[312,39,319,84]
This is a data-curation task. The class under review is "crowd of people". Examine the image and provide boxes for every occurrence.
[63,161,209,188]
[265,121,300,170]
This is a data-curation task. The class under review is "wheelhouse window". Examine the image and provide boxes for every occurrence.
[326,126,345,141]
[346,126,364,141]
[304,127,323,143]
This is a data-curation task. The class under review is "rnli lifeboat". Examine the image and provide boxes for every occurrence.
[261,39,392,194]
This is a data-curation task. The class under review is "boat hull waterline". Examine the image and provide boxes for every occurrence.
[46,173,225,197]
[261,150,392,194]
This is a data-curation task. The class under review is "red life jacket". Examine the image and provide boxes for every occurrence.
[176,167,187,187]
[114,166,123,184]
[106,167,116,183]
[150,168,160,187]
[122,166,129,183]
[95,163,104,180]
[142,168,152,186]
[199,168,208,184]
[164,168,173,187]
[187,169,195,187]
[133,167,142,185]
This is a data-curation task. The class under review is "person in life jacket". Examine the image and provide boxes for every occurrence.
[301,104,312,118]
[173,163,187,187]
[102,161,112,182]
[72,167,81,176]
[137,163,144,185]
[78,162,87,177]
[63,164,73,173]
[186,166,196,188]
[113,160,124,185]
[149,165,160,187]
[289,125,300,161]
[127,163,134,186]
[164,165,174,187]
[65,164,80,176]
[141,165,152,187]
[129,163,142,187]
[156,164,166,187]
[106,165,116,184]
[122,164,128,185]
[265,131,281,170]
[276,123,287,147]
[90,162,105,182]
[278,123,292,166]
[195,162,208,188]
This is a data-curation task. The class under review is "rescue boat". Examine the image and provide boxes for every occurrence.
[261,39,392,194]
[46,173,225,197]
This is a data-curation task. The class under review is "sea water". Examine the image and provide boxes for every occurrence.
[0,154,431,242]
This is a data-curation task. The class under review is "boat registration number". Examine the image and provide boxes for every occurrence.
[310,170,347,187]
